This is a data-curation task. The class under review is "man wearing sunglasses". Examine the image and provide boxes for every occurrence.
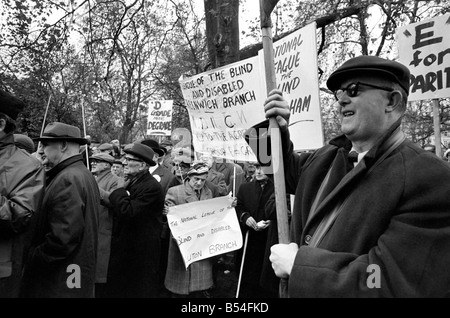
[246,55,450,297]
[99,143,165,297]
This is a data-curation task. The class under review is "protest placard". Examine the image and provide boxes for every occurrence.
[167,196,243,269]
[179,56,265,161]
[397,15,450,101]
[147,100,173,135]
[259,22,324,151]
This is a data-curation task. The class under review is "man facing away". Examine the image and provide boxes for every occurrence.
[247,55,450,297]
[0,89,45,298]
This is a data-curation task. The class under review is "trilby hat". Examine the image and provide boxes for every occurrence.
[124,143,156,166]
[34,122,88,145]
[140,139,165,157]
[90,152,115,164]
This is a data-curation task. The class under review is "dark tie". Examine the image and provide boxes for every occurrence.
[348,151,359,164]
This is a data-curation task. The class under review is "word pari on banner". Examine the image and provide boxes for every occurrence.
[397,14,450,101]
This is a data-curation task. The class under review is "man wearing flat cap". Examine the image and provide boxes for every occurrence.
[89,152,122,297]
[164,162,229,298]
[0,89,45,298]
[21,122,100,298]
[246,55,450,297]
[99,142,165,297]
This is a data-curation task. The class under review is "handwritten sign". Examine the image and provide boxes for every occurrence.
[259,22,324,151]
[397,15,450,101]
[179,56,265,161]
[147,100,173,136]
[167,196,243,269]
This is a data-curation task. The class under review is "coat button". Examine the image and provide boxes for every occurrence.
[304,235,312,245]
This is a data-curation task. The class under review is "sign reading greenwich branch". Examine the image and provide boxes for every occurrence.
[397,15,450,101]
[179,56,264,162]
[167,196,242,269]
[147,100,173,136]
[179,22,324,161]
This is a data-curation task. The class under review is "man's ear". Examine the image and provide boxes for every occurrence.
[0,118,5,132]
[385,90,403,113]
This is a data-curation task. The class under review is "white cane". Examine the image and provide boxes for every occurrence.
[235,230,249,298]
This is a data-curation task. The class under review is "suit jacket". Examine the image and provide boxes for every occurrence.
[247,119,450,297]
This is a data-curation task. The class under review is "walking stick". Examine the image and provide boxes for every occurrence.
[259,0,290,298]
[235,230,249,298]
[37,94,52,151]
[81,97,89,167]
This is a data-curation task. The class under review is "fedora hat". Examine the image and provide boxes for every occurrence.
[124,143,156,166]
[90,152,115,164]
[34,122,88,145]
[140,139,165,157]
[326,55,410,94]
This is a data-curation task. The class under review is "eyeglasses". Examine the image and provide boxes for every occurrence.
[124,156,143,163]
[334,82,394,101]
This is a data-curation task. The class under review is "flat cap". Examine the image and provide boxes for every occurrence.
[14,134,35,154]
[0,89,26,120]
[98,143,113,151]
[326,55,410,94]
[90,152,115,164]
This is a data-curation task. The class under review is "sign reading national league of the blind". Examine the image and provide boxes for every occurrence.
[397,15,450,101]
[147,100,173,136]
[259,22,324,151]
[167,196,242,269]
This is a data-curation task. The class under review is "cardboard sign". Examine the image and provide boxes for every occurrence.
[397,15,450,101]
[259,22,324,151]
[167,196,243,269]
[147,100,173,135]
[179,56,265,161]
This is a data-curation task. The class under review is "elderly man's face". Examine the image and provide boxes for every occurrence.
[123,154,146,177]
[40,141,65,169]
[189,174,207,190]
[336,75,393,146]
[91,160,110,175]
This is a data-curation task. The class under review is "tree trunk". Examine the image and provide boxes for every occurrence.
[204,0,240,69]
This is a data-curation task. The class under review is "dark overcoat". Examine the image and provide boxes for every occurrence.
[247,119,450,297]
[235,179,279,297]
[108,170,164,298]
[21,155,100,298]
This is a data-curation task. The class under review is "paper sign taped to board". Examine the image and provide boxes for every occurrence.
[167,196,243,269]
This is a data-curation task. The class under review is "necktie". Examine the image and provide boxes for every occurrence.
[348,151,359,164]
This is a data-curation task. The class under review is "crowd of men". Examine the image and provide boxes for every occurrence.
[2,54,450,298]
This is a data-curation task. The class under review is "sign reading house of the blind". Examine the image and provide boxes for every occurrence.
[167,196,242,269]
[147,100,173,136]
[258,22,324,151]
[397,15,450,101]
[179,56,265,162]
